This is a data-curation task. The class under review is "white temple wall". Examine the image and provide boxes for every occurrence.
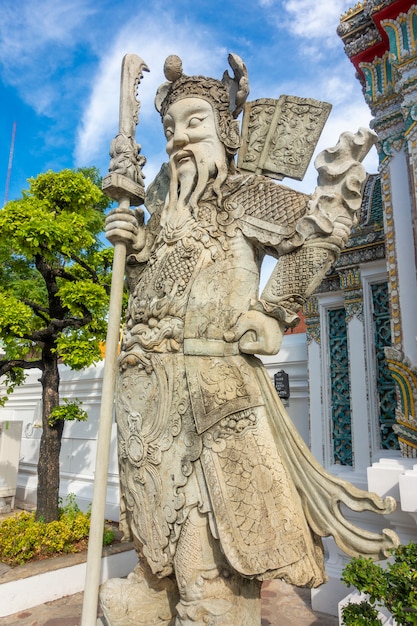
[308,338,325,464]
[347,314,371,471]
[261,332,309,443]
[0,363,120,520]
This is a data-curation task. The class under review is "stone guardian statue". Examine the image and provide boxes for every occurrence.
[100,53,398,626]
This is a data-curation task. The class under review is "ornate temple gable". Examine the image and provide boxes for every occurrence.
[305,172,400,455]
[338,4,382,61]
[338,0,417,162]
[357,171,384,224]
[339,6,417,455]
[345,174,385,251]
[339,0,416,71]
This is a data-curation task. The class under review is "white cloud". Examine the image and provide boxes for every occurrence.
[0,0,95,68]
[320,74,357,107]
[281,0,353,43]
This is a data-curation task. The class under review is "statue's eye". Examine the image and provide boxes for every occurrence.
[165,127,174,139]
[188,116,205,128]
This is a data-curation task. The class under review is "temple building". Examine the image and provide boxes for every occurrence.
[303,0,417,615]
[308,0,417,474]
[306,173,398,470]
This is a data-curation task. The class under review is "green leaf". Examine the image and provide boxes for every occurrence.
[48,398,88,426]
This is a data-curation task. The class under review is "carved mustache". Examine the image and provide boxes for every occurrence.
[172,150,194,165]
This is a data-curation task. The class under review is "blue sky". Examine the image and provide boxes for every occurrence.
[0,0,377,205]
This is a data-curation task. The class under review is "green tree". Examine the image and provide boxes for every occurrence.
[0,168,113,522]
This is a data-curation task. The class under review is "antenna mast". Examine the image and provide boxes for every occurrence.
[4,121,16,206]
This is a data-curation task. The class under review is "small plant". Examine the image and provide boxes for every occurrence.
[341,542,417,625]
[0,494,114,567]
[342,599,382,626]
[103,526,115,546]
[48,397,88,426]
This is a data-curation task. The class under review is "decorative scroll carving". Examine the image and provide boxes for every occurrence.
[238,96,331,181]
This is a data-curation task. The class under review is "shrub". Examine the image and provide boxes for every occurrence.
[0,494,115,567]
[341,599,382,626]
[341,542,417,625]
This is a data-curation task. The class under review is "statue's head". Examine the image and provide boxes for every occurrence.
[155,55,245,159]
[155,54,249,210]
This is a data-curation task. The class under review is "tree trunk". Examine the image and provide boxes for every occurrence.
[36,346,64,522]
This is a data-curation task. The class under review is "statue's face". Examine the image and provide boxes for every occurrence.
[163,98,226,180]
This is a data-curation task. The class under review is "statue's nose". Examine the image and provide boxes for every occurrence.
[172,128,188,148]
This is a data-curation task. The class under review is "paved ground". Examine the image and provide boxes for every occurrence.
[0,577,339,625]
[261,580,339,625]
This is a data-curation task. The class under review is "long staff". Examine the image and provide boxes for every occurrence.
[81,53,148,626]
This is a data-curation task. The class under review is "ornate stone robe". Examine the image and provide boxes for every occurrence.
[116,170,396,589]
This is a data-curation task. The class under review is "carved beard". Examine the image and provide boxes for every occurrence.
[166,143,229,219]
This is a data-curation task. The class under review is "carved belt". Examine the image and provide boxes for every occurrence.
[183,338,240,357]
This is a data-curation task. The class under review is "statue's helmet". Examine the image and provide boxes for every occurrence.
[155,54,250,159]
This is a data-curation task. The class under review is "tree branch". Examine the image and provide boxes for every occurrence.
[0,358,43,376]
[3,304,93,345]
[31,312,93,341]
[69,253,99,283]
[21,299,50,324]
[52,266,79,282]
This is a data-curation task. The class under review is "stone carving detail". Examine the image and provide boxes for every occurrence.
[103,55,149,206]
[109,133,146,187]
[108,55,148,187]
[238,96,331,181]
[100,560,179,626]
[101,53,399,625]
